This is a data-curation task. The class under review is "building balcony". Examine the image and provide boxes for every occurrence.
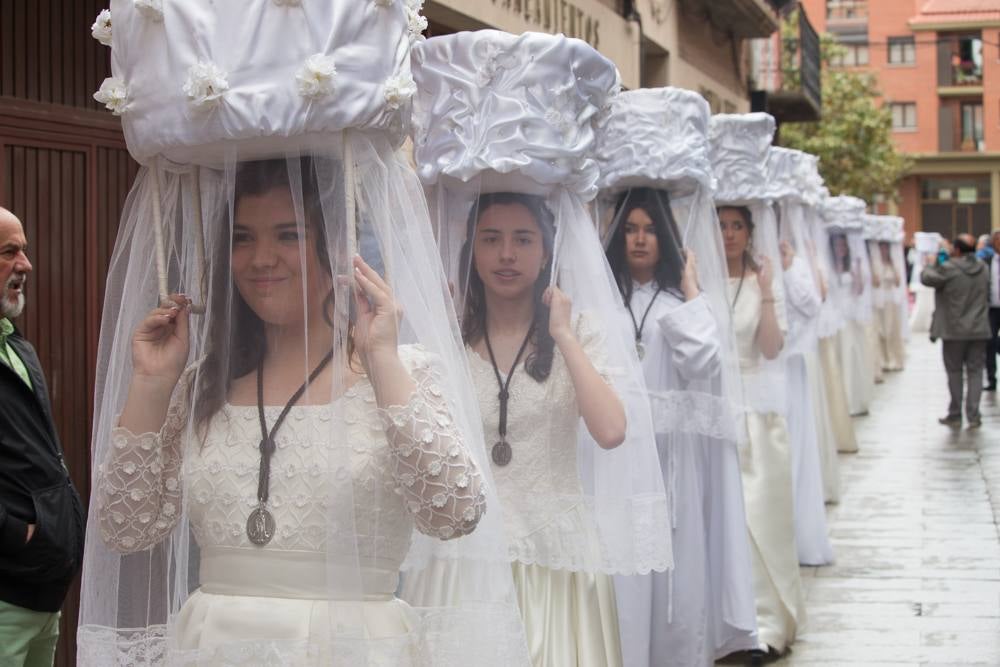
[939,99,984,153]
[937,33,984,87]
[679,0,779,38]
[826,0,867,34]
[750,8,821,123]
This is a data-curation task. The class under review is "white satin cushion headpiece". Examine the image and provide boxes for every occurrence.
[799,153,827,207]
[708,112,776,205]
[822,195,867,232]
[411,30,621,201]
[767,146,826,205]
[865,214,904,242]
[95,0,424,165]
[595,86,715,194]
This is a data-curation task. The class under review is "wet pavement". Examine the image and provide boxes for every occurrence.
[778,336,1000,666]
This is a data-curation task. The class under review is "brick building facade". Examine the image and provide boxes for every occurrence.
[800,0,1000,239]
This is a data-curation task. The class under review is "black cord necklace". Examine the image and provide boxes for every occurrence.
[627,283,662,360]
[483,320,535,467]
[246,349,335,546]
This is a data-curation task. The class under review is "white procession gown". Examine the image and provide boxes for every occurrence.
[95,347,487,664]
[613,284,758,667]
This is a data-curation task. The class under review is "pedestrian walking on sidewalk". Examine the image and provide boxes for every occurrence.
[0,207,85,666]
[983,231,1000,391]
[921,233,991,429]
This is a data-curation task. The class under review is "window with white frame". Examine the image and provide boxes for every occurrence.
[890,102,917,130]
[888,36,915,65]
[831,42,869,67]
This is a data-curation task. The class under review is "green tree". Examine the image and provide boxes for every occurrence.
[778,13,912,204]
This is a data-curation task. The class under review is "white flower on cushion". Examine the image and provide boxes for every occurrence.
[93,77,128,115]
[296,53,337,99]
[134,0,163,22]
[475,41,520,87]
[405,4,427,42]
[91,9,112,47]
[383,73,416,111]
[183,61,229,111]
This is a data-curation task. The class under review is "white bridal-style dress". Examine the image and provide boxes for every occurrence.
[95,347,486,664]
[614,284,758,667]
[728,275,805,653]
[782,258,834,566]
[466,314,623,667]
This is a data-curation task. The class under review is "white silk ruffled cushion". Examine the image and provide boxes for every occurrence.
[765,146,805,203]
[595,87,715,194]
[708,112,776,205]
[104,0,419,164]
[821,195,866,231]
[411,30,620,201]
[800,153,826,207]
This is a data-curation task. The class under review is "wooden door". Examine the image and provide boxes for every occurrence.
[0,128,137,667]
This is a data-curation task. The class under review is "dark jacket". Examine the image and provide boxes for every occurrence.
[0,327,85,612]
[921,254,991,341]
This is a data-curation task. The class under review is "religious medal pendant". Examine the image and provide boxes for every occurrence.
[491,439,513,467]
[636,339,646,360]
[246,503,276,546]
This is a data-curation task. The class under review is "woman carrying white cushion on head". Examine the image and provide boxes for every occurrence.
[596,88,758,667]
[77,2,529,664]
[710,113,805,658]
[406,30,672,667]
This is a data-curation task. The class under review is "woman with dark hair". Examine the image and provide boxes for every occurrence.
[92,157,493,660]
[408,30,671,667]
[458,190,628,666]
[605,187,729,667]
[718,204,804,657]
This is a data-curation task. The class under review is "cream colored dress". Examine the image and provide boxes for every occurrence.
[95,347,488,665]
[467,314,622,667]
[836,273,875,416]
[879,264,906,371]
[728,275,805,653]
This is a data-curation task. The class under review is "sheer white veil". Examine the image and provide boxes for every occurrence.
[709,113,789,417]
[767,147,823,358]
[594,86,744,445]
[409,30,672,576]
[78,3,528,665]
[822,196,872,326]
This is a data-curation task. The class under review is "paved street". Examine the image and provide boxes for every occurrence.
[778,336,1000,666]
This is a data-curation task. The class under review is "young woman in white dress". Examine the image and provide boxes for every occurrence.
[718,205,806,656]
[77,4,530,661]
[406,30,672,667]
[605,188,745,667]
[85,158,525,664]
[458,192,627,666]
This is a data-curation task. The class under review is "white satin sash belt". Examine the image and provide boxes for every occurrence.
[200,547,399,601]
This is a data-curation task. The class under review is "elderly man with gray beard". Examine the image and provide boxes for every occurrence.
[0,207,84,666]
[921,233,992,430]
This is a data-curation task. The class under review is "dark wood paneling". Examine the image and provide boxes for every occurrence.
[1,0,113,112]
[0,135,135,667]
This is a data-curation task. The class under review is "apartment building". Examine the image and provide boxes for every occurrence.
[800,0,1000,239]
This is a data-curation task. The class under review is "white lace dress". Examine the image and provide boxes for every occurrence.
[466,313,622,667]
[92,346,486,665]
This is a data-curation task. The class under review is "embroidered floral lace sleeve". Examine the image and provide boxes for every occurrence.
[379,349,486,541]
[97,372,190,554]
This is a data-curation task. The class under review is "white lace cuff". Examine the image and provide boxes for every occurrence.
[379,359,486,541]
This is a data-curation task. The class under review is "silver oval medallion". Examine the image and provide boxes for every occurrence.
[491,440,512,467]
[636,341,646,360]
[246,506,276,546]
